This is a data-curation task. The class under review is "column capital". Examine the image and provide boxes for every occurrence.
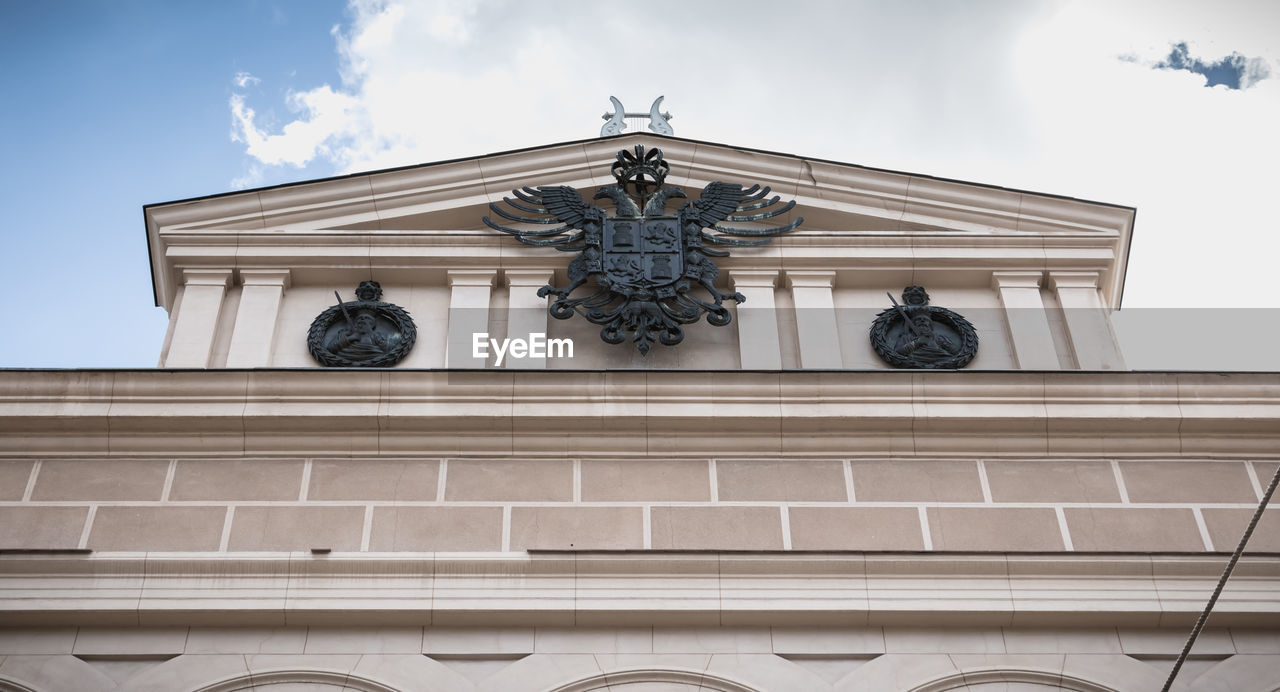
[181,268,233,287]
[237,269,292,288]
[728,269,780,290]
[1047,271,1101,291]
[503,269,554,287]
[785,270,836,289]
[447,269,497,288]
[991,271,1044,290]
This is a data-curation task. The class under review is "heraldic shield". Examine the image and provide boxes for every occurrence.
[483,145,803,354]
[602,217,683,293]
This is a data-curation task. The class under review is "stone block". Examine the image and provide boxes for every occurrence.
[650,507,784,550]
[369,506,502,551]
[789,507,925,550]
[444,459,572,501]
[510,506,643,550]
[0,628,77,654]
[0,506,88,549]
[928,507,1064,551]
[532,627,651,653]
[228,506,365,551]
[581,459,710,502]
[1201,508,1280,552]
[851,460,983,502]
[1254,461,1279,494]
[984,460,1121,503]
[310,459,440,500]
[72,626,189,655]
[716,460,847,502]
[0,460,33,500]
[170,459,304,501]
[30,459,168,501]
[185,627,307,654]
[1119,461,1257,503]
[88,506,226,551]
[1065,508,1205,552]
[303,626,424,653]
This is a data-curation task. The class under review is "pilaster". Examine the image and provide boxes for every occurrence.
[786,270,843,369]
[991,271,1060,370]
[1049,271,1126,370]
[730,270,783,370]
[225,270,291,368]
[165,269,233,368]
[504,269,554,369]
[446,270,497,368]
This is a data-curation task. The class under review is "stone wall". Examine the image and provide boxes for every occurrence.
[4,457,1275,554]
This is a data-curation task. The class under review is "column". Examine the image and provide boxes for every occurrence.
[991,271,1060,370]
[786,270,843,369]
[1049,271,1126,370]
[446,270,496,368]
[504,269,553,369]
[729,270,783,369]
[225,269,291,368]
[165,269,232,368]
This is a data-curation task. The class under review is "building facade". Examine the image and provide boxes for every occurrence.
[1,134,1278,691]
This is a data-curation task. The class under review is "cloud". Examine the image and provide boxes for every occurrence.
[225,0,1280,309]
[233,71,260,88]
[230,85,362,167]
[230,164,266,190]
[1152,41,1271,89]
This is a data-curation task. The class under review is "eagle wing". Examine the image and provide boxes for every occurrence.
[483,185,603,249]
[681,182,803,247]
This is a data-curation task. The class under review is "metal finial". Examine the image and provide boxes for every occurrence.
[600,95,674,137]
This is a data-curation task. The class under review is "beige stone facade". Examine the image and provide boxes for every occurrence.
[2,135,1277,690]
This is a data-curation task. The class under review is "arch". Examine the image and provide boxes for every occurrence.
[194,669,400,692]
[549,667,761,692]
[0,678,39,692]
[909,667,1117,692]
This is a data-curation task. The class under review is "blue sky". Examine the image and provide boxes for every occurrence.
[1,1,1277,368]
[0,1,346,367]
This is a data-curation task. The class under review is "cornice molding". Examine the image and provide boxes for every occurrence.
[1,370,1277,458]
[0,552,1276,627]
[144,135,1133,310]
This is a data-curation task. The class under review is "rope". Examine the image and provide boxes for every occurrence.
[1161,460,1280,691]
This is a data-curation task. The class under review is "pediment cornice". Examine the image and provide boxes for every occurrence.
[144,134,1134,309]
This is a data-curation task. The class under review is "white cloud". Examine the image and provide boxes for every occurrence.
[233,71,260,88]
[227,0,1280,309]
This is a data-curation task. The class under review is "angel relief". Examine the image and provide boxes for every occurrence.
[483,146,802,354]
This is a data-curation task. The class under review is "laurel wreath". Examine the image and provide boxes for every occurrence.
[307,302,417,367]
[869,306,979,369]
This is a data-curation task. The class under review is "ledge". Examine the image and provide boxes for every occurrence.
[0,551,1275,628]
[1,369,1277,457]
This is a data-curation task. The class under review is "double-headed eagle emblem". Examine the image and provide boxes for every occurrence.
[484,146,802,354]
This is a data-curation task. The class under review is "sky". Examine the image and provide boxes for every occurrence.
[1,0,1277,369]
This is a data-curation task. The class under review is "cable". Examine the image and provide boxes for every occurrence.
[1161,460,1280,691]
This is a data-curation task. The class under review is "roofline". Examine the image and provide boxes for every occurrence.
[142,133,1138,212]
[142,133,1138,309]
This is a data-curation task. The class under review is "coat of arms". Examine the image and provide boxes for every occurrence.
[484,146,802,354]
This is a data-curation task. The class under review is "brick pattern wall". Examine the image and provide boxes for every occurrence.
[1,458,1276,553]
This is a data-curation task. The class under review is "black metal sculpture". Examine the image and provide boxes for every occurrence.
[484,145,802,354]
[308,281,416,367]
[870,286,978,369]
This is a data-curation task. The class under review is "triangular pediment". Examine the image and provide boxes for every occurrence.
[144,133,1133,309]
